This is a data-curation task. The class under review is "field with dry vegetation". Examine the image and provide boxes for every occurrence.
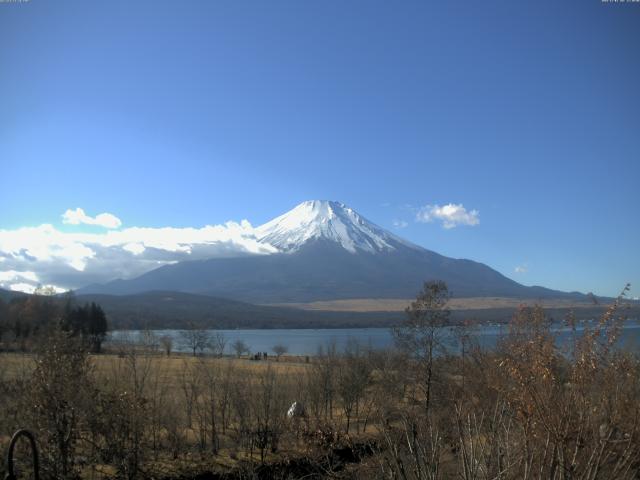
[0,283,638,479]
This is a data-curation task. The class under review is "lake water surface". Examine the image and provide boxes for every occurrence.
[110,319,640,356]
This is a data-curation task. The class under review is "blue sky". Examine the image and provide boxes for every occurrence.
[0,0,639,297]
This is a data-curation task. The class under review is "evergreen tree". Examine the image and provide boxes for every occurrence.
[87,302,108,353]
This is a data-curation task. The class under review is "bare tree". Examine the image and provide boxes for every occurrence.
[240,366,290,462]
[337,340,372,433]
[159,335,173,357]
[96,341,153,480]
[195,358,222,454]
[180,325,212,356]
[312,340,339,422]
[272,343,288,361]
[145,357,173,460]
[379,414,444,480]
[140,329,159,353]
[207,332,227,357]
[393,280,450,415]
[232,339,249,358]
[29,327,94,480]
[217,361,237,435]
[180,360,200,430]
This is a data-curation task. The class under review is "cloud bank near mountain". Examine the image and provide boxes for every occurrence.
[0,210,275,293]
[1,201,482,294]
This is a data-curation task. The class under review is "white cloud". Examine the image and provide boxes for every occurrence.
[9,283,66,294]
[62,208,122,229]
[0,270,40,283]
[514,264,528,274]
[0,210,279,294]
[416,203,480,229]
[0,271,67,294]
[123,243,146,255]
[392,219,408,229]
[8,283,40,294]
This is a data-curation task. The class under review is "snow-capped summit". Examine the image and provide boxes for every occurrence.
[255,200,415,254]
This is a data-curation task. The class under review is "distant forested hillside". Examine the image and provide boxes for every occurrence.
[77,290,637,330]
[76,291,403,329]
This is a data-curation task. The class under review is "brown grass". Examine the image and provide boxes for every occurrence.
[266,296,604,312]
[0,351,310,384]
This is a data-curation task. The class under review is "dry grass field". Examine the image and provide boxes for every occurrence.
[1,288,638,479]
[0,350,311,384]
[0,348,355,479]
[267,296,605,312]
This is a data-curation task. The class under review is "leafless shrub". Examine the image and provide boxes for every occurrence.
[336,339,373,434]
[28,327,95,480]
[272,343,288,361]
[378,412,444,480]
[159,335,173,357]
[207,331,227,357]
[465,284,640,479]
[94,345,153,479]
[232,339,250,358]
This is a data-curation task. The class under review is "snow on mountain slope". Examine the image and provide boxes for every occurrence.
[255,200,419,254]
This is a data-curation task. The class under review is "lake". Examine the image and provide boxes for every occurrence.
[109,319,640,356]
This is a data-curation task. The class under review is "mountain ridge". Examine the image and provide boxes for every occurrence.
[78,200,584,303]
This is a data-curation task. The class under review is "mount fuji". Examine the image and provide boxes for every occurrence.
[255,200,420,254]
[78,200,580,303]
